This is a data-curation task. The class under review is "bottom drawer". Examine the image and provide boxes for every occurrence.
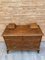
[7,45,23,51]
[6,44,40,51]
[6,43,40,51]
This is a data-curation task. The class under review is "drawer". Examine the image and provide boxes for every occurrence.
[7,44,23,51]
[4,36,22,40]
[23,36,42,41]
[7,42,39,51]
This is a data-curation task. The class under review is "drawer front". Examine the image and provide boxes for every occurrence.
[4,36,22,40]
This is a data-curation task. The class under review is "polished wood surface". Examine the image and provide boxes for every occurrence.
[2,23,43,53]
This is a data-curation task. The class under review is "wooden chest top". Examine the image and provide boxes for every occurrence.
[2,23,43,37]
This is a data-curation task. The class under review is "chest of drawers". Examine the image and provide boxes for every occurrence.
[2,23,43,53]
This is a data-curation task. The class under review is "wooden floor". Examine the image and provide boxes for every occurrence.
[0,41,45,60]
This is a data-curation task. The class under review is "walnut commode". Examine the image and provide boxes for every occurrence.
[2,23,43,53]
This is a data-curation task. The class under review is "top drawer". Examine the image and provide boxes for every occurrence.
[4,36,22,40]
